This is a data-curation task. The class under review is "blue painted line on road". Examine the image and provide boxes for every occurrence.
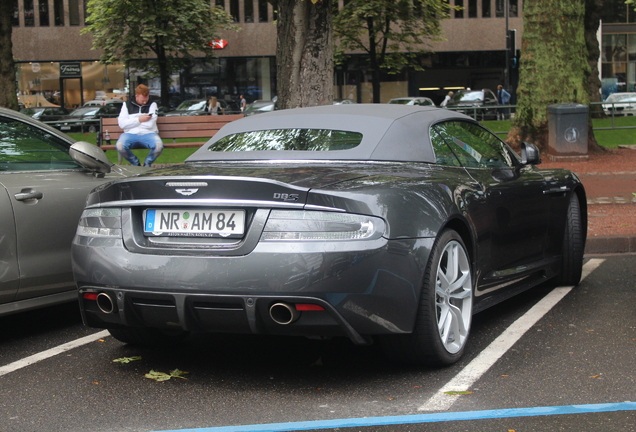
[154,401,636,432]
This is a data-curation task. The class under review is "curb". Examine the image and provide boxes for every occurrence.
[585,235,636,255]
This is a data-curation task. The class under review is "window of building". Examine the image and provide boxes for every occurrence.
[24,0,35,26]
[69,0,80,25]
[468,0,477,18]
[258,0,268,22]
[12,0,19,26]
[230,0,239,22]
[455,0,463,18]
[244,0,253,23]
[482,0,491,17]
[54,0,64,26]
[509,0,518,17]
[215,0,225,8]
[495,0,504,17]
[39,0,49,26]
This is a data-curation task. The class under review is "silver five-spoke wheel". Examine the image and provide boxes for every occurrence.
[435,239,472,354]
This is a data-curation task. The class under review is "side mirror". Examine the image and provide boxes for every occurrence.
[70,141,112,174]
[520,142,542,166]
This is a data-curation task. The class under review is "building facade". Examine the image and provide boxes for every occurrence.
[9,0,634,109]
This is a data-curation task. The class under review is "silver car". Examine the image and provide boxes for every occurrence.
[388,97,435,106]
[0,107,144,316]
[72,105,586,366]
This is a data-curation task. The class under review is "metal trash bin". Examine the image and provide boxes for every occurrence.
[547,103,589,160]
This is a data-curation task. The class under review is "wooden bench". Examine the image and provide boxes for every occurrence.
[97,114,244,150]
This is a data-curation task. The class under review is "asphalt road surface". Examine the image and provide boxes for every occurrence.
[1,255,634,432]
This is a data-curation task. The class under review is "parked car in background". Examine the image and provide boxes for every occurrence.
[0,107,145,317]
[445,89,499,120]
[602,92,636,116]
[243,99,277,116]
[83,98,124,107]
[53,103,123,133]
[72,104,586,367]
[163,99,242,116]
[333,99,356,105]
[20,106,69,123]
[388,97,435,106]
[164,99,210,116]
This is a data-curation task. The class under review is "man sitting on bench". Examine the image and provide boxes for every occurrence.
[116,84,163,166]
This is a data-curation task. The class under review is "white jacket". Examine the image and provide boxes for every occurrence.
[118,101,159,135]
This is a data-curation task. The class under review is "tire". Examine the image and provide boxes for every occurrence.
[381,229,473,366]
[108,327,189,347]
[88,125,97,133]
[556,194,584,286]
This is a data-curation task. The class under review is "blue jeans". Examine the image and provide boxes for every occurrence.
[116,133,164,166]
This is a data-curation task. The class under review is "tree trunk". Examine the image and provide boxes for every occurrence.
[507,0,589,153]
[276,0,333,110]
[584,0,607,153]
[0,1,19,110]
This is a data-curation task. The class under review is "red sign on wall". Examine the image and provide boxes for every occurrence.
[210,40,228,49]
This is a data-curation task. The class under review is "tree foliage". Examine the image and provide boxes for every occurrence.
[0,1,19,110]
[333,0,451,103]
[508,0,592,151]
[276,0,334,109]
[83,0,238,107]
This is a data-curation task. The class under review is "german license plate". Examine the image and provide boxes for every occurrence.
[144,209,245,237]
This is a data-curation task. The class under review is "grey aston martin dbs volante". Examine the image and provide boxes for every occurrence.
[72,105,587,366]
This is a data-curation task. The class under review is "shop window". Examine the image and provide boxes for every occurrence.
[455,0,463,18]
[258,0,268,22]
[244,0,253,23]
[230,0,239,22]
[69,0,80,25]
[54,0,64,26]
[39,0,49,26]
[482,0,491,17]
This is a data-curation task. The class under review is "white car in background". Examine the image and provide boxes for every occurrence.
[603,92,636,116]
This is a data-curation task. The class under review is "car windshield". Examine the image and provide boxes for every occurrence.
[453,91,483,102]
[176,100,207,111]
[208,129,363,152]
[70,107,99,117]
[388,99,412,105]
[606,93,636,102]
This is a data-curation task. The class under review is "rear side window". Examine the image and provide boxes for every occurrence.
[209,129,363,152]
[432,121,514,169]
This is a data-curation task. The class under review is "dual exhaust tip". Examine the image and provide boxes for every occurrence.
[93,293,317,326]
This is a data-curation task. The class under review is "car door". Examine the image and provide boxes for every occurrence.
[0,184,19,304]
[0,115,110,302]
[432,121,550,288]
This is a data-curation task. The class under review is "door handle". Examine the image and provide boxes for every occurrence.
[15,188,43,201]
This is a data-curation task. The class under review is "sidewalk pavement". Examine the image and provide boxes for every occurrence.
[581,170,636,255]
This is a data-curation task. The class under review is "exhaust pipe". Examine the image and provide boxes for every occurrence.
[269,302,301,325]
[96,292,116,314]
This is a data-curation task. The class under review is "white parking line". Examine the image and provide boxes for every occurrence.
[419,258,605,411]
[0,330,110,378]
